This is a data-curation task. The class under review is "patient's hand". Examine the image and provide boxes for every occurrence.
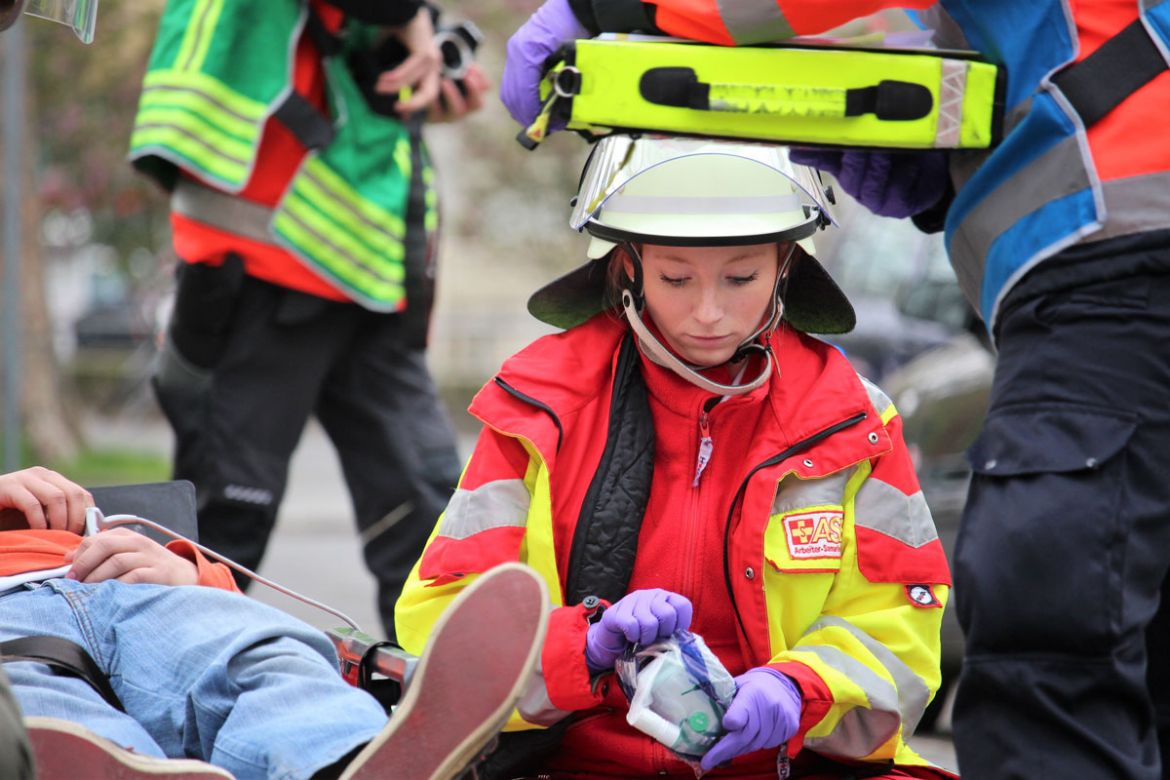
[0,467,92,534]
[65,528,198,586]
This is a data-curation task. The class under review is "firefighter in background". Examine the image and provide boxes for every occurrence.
[396,135,954,780]
[130,0,491,641]
[500,1,1170,778]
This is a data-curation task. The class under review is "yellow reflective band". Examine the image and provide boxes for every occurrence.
[133,107,255,161]
[130,127,249,186]
[393,137,412,182]
[176,0,226,73]
[303,157,407,238]
[288,174,406,262]
[138,90,261,144]
[143,70,268,123]
[282,191,405,279]
[272,210,405,304]
[519,438,565,608]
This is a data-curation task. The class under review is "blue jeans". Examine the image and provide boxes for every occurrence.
[0,579,387,780]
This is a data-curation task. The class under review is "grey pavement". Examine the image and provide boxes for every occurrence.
[83,410,957,774]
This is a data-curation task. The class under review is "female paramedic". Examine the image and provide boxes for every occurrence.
[395,135,955,780]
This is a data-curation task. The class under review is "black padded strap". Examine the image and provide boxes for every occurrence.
[0,636,125,713]
[273,91,337,150]
[1053,17,1168,128]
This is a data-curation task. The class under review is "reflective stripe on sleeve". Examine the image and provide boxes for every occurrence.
[853,478,937,548]
[796,615,932,754]
[771,469,851,516]
[438,479,531,539]
[516,651,574,727]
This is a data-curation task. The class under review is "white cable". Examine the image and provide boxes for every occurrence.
[98,513,362,631]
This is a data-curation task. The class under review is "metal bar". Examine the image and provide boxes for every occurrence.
[2,20,27,471]
[328,627,418,687]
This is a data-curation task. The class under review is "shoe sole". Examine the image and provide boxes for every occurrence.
[24,716,234,779]
[342,562,550,780]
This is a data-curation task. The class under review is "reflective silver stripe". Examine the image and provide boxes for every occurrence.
[516,652,574,726]
[801,615,932,747]
[716,0,794,45]
[854,478,937,548]
[437,479,530,540]
[948,134,1091,309]
[795,644,902,757]
[859,377,893,418]
[772,470,851,516]
[1093,169,1170,242]
[172,178,275,245]
[604,193,801,215]
[935,59,967,148]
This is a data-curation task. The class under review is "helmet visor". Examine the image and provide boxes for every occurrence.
[569,135,838,236]
[23,0,97,42]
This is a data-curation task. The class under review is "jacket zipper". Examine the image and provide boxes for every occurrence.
[721,411,868,644]
[692,411,713,487]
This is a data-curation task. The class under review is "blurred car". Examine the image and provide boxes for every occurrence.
[818,203,995,729]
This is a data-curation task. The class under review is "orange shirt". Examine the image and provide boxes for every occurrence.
[171,1,350,302]
[0,530,242,593]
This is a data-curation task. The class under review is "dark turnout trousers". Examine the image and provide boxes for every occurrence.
[154,275,461,641]
[953,230,1170,779]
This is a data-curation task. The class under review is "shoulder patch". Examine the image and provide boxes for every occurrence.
[906,583,942,608]
[783,510,844,560]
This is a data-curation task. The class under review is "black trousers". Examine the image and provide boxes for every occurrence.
[152,275,461,641]
[952,230,1170,778]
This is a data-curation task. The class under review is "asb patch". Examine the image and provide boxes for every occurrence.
[782,511,843,560]
[906,584,941,608]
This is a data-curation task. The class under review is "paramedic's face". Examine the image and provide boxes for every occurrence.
[635,242,779,367]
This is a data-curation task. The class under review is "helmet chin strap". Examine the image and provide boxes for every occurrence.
[620,243,795,397]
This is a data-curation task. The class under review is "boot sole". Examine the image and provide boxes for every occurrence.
[342,562,549,780]
[25,716,234,779]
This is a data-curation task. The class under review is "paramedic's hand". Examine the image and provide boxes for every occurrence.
[65,528,198,586]
[788,148,949,219]
[700,668,802,771]
[501,0,589,126]
[585,589,693,673]
[428,64,491,123]
[377,7,442,116]
[0,467,92,534]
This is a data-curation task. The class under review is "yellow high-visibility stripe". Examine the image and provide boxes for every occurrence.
[303,156,407,237]
[519,439,565,608]
[175,0,225,72]
[133,107,254,161]
[289,172,405,257]
[144,70,267,122]
[272,210,405,304]
[282,191,405,279]
[138,91,259,143]
[130,127,249,185]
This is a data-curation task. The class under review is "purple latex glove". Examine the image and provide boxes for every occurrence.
[788,148,949,219]
[584,589,694,673]
[699,668,801,771]
[501,0,589,127]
